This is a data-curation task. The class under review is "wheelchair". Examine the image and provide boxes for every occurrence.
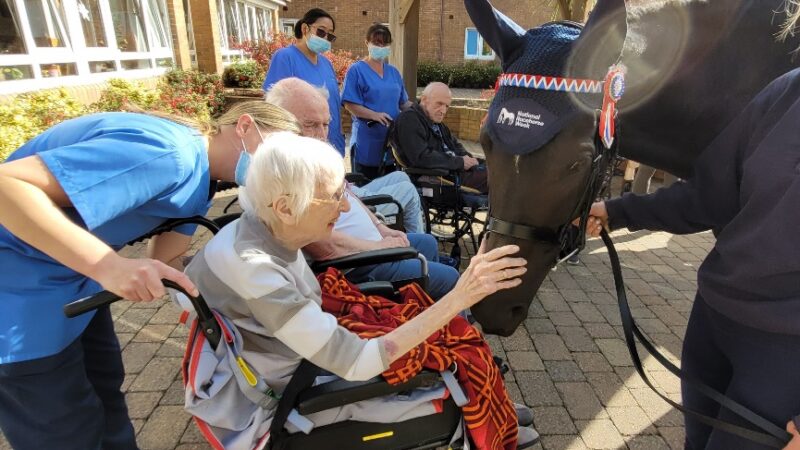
[379,138,488,263]
[63,215,532,450]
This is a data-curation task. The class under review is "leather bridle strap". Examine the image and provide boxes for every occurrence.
[601,229,791,448]
[486,217,560,244]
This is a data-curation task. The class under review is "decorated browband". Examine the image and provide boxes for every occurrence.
[494,64,626,149]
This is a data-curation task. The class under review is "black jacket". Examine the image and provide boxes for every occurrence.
[392,103,471,171]
[606,68,800,335]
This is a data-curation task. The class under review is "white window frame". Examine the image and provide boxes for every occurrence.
[463,27,494,61]
[279,18,295,36]
[0,0,175,94]
[216,0,277,65]
[218,0,243,61]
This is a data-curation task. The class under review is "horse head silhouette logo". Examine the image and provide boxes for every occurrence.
[497,107,516,126]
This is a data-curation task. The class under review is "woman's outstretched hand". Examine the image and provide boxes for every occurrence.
[454,240,527,308]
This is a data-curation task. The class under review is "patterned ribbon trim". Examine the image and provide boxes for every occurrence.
[497,73,603,94]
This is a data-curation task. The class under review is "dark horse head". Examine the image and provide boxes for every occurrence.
[466,0,800,336]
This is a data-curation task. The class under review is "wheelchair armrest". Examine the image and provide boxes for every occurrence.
[126,216,220,245]
[345,172,369,186]
[215,181,239,192]
[295,371,441,416]
[404,167,450,177]
[355,281,396,298]
[358,194,395,207]
[311,247,419,271]
[213,213,241,229]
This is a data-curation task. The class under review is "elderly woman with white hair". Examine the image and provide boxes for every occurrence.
[183,132,537,448]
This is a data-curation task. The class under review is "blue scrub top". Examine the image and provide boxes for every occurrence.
[263,45,346,154]
[0,112,211,364]
[341,61,409,167]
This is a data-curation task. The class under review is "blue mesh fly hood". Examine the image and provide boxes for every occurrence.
[465,0,627,155]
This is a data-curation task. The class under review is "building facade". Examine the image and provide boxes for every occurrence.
[278,0,554,64]
[0,0,287,95]
[0,0,556,95]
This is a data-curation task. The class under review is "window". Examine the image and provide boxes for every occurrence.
[222,0,240,45]
[1,0,175,91]
[0,1,26,53]
[280,18,295,36]
[214,0,275,64]
[259,8,272,39]
[108,0,148,52]
[464,28,494,60]
[144,0,170,49]
[77,0,108,47]
[25,0,70,47]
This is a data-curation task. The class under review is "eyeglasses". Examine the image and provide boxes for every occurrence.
[269,181,347,209]
[311,26,337,43]
[312,181,347,205]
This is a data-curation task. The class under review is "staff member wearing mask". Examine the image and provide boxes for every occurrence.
[0,101,299,450]
[342,24,413,179]
[262,8,346,155]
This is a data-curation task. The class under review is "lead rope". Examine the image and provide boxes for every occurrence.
[600,229,790,448]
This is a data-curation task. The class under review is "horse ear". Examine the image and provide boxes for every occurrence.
[464,0,526,68]
[569,0,628,79]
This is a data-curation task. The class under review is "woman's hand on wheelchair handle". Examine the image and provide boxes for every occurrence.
[455,241,527,307]
[91,253,199,302]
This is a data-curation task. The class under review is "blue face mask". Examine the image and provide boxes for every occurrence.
[368,44,391,60]
[234,149,251,186]
[307,34,332,54]
[234,125,265,186]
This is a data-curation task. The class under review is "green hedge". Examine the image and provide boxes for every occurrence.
[417,61,501,90]
[0,69,225,163]
[222,59,265,89]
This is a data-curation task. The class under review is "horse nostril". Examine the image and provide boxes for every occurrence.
[511,305,525,318]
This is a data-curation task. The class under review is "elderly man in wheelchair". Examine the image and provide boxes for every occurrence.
[388,82,489,261]
[178,133,538,449]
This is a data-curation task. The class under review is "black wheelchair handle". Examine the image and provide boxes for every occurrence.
[64,279,185,318]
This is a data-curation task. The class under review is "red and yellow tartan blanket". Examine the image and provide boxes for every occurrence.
[317,268,518,450]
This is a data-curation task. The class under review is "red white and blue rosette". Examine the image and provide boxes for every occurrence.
[598,64,626,149]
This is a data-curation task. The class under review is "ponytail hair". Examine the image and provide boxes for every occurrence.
[779,0,800,43]
[125,100,300,136]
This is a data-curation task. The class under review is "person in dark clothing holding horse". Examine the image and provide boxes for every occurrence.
[393,82,488,194]
[586,63,800,450]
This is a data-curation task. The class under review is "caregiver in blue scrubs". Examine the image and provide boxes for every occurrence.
[263,8,346,155]
[342,24,413,179]
[0,101,299,449]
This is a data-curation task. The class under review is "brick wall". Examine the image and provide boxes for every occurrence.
[282,0,554,65]
[190,0,224,74]
[280,0,390,59]
[443,106,485,141]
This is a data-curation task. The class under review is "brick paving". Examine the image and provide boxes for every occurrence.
[0,149,705,450]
